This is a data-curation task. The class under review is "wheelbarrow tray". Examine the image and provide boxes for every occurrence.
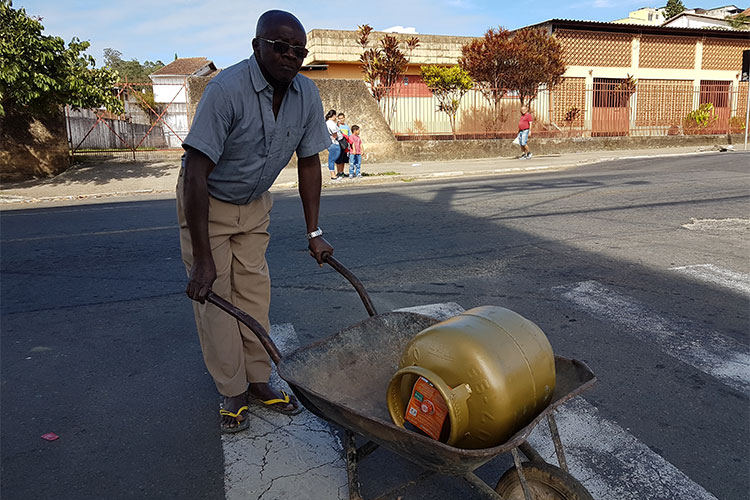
[278,311,596,476]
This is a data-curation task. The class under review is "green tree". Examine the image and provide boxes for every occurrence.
[420,65,473,139]
[103,48,164,121]
[664,0,685,20]
[0,3,123,117]
[103,48,164,83]
[725,14,750,30]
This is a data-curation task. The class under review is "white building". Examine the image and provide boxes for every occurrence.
[149,57,217,148]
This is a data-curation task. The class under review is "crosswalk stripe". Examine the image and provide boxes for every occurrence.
[528,399,718,500]
[670,264,750,296]
[395,301,465,320]
[557,280,750,394]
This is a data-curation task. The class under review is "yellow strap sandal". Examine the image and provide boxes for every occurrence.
[219,405,250,433]
[249,390,303,415]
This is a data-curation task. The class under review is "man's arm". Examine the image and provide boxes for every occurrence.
[298,153,333,264]
[183,146,217,302]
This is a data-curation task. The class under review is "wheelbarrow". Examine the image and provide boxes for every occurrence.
[205,255,597,500]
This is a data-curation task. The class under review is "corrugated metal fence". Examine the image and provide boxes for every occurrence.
[66,81,187,158]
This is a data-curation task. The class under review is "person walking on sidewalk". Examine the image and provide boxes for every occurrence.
[348,125,364,178]
[517,106,533,159]
[177,9,334,433]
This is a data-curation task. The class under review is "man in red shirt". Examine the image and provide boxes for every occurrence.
[517,105,533,159]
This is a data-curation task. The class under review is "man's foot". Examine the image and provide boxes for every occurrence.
[526,152,533,159]
[519,154,528,160]
[247,382,301,415]
[220,394,250,432]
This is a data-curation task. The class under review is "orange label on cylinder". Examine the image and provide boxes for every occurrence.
[404,376,448,440]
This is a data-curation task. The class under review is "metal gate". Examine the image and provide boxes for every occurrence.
[66,81,188,158]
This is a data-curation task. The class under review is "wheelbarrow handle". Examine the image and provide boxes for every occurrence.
[322,253,378,317]
[206,291,282,365]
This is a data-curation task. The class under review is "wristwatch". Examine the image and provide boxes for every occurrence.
[306,227,323,240]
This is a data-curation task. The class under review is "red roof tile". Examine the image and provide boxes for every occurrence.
[151,57,213,76]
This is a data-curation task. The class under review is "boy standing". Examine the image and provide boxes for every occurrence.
[517,106,533,159]
[348,125,364,178]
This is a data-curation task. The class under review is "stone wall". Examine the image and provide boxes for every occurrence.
[315,78,400,163]
[398,134,735,162]
[0,111,70,182]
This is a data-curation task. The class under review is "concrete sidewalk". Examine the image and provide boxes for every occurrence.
[0,145,733,206]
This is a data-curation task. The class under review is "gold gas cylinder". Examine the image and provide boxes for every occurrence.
[387,306,555,449]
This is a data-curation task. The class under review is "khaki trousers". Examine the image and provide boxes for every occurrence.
[176,174,273,397]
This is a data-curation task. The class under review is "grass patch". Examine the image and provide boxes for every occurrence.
[362,171,400,177]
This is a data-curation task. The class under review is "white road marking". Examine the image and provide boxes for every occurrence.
[681,218,749,232]
[557,280,750,394]
[527,398,719,500]
[396,301,465,320]
[670,264,750,296]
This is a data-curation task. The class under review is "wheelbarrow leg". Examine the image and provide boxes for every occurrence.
[345,430,365,500]
[547,412,569,473]
[510,447,535,500]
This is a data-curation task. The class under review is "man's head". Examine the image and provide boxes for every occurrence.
[351,125,360,135]
[252,10,307,86]
[337,113,346,124]
[520,105,528,115]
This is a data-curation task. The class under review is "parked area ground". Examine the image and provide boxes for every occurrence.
[1,150,748,500]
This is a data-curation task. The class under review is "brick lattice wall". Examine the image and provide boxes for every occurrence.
[702,38,750,71]
[556,30,631,67]
[551,77,587,127]
[639,35,696,69]
[735,82,749,127]
[635,80,694,127]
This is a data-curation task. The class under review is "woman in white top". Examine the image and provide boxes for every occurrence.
[325,109,342,180]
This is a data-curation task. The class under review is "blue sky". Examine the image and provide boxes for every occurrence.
[18,0,653,68]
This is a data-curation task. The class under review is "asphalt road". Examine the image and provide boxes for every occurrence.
[1,152,748,499]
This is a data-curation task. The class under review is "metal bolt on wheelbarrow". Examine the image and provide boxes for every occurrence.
[205,254,597,500]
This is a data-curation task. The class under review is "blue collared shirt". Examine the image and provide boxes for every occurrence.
[183,55,330,204]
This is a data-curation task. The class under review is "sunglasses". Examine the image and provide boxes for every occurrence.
[257,37,309,59]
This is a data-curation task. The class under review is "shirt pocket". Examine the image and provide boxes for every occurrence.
[284,126,305,155]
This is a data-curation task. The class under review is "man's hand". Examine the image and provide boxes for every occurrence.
[187,255,217,303]
[308,236,333,266]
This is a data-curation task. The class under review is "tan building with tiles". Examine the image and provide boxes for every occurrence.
[529,19,750,136]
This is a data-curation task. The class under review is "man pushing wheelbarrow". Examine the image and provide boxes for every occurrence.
[177,9,334,433]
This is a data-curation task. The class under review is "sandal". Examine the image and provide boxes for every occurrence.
[248,390,303,415]
[219,405,250,433]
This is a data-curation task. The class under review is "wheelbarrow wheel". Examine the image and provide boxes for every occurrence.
[495,461,593,500]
